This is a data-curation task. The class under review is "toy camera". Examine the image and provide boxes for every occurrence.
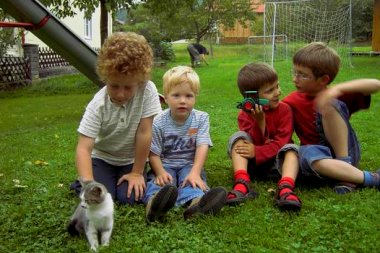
[236,91,269,112]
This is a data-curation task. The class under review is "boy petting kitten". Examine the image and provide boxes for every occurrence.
[143,66,227,222]
[73,32,162,204]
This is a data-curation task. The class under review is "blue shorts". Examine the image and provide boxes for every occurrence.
[277,99,361,178]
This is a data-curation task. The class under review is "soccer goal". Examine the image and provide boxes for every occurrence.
[263,0,353,70]
[248,35,288,62]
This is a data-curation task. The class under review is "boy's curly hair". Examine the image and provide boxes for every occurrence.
[293,42,340,84]
[237,62,278,96]
[163,66,200,96]
[96,32,153,82]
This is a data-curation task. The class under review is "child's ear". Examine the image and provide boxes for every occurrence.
[320,74,331,85]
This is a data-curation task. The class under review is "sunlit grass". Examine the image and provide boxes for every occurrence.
[0,44,379,252]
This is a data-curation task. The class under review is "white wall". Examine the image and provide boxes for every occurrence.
[24,7,111,49]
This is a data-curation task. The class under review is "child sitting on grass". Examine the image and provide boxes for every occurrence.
[226,62,293,205]
[275,42,380,212]
[143,66,227,222]
[73,32,162,204]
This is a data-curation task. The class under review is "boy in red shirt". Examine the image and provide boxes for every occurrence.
[226,63,293,205]
[275,42,380,211]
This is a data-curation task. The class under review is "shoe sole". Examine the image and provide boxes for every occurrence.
[277,200,302,212]
[183,186,227,219]
[146,185,178,222]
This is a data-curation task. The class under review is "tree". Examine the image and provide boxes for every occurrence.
[40,0,138,45]
[144,0,255,42]
[0,9,16,57]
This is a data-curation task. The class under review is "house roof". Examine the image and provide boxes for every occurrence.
[252,0,264,13]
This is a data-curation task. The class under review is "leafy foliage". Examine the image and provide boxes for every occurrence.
[0,9,16,57]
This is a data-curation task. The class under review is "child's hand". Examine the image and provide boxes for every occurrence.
[234,140,255,159]
[117,172,146,201]
[154,172,173,186]
[248,103,265,122]
[181,172,207,191]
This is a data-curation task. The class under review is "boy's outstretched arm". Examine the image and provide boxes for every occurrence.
[117,116,154,200]
[181,144,208,191]
[75,134,95,182]
[316,78,380,112]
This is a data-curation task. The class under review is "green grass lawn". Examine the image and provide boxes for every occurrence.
[1,44,380,252]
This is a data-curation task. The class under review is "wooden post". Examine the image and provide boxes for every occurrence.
[372,0,380,52]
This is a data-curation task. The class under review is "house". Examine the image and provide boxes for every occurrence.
[218,0,264,44]
[8,4,112,56]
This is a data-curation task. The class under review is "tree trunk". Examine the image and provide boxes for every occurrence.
[100,0,108,46]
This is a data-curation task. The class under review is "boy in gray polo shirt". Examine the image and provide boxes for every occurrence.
[73,32,162,204]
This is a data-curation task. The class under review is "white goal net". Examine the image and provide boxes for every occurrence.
[261,0,352,71]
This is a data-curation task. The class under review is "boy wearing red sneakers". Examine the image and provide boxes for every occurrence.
[226,63,293,205]
[275,42,380,211]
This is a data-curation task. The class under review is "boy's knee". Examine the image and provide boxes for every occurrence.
[299,145,332,169]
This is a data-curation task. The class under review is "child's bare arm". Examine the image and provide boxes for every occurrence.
[149,152,173,186]
[117,116,154,200]
[181,144,208,191]
[317,78,380,111]
[75,134,95,182]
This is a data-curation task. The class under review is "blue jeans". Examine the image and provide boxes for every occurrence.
[143,164,207,206]
[92,158,147,205]
[298,100,360,178]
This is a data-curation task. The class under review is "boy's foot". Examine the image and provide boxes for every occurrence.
[146,184,178,223]
[183,186,227,220]
[274,183,302,212]
[333,182,357,194]
[225,179,258,206]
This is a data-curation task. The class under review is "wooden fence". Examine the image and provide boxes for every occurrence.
[0,46,77,90]
[0,56,31,90]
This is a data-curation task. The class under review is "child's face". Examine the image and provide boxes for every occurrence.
[292,65,325,96]
[258,81,281,109]
[165,82,196,123]
[106,74,143,106]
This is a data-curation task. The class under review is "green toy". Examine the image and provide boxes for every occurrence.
[236,91,269,112]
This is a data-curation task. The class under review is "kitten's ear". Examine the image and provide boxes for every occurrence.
[93,186,102,197]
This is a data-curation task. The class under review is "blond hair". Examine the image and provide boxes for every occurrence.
[293,42,340,84]
[96,32,153,82]
[162,66,200,96]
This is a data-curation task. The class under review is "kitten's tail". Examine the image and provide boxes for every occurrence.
[67,219,80,236]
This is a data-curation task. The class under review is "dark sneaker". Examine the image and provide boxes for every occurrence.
[274,183,302,212]
[183,186,227,220]
[146,184,178,223]
[333,182,357,194]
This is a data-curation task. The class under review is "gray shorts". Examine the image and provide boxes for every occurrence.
[227,131,279,179]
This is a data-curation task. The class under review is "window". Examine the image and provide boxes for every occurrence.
[84,18,92,39]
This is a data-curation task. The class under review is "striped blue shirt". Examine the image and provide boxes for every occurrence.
[150,109,213,168]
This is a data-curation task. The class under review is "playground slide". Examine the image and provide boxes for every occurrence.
[0,0,102,87]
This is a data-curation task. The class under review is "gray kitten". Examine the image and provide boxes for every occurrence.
[67,181,114,251]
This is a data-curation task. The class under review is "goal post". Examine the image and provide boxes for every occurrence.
[263,0,353,71]
[248,35,288,63]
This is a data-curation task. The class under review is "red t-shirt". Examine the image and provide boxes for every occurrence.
[283,91,371,145]
[237,101,293,165]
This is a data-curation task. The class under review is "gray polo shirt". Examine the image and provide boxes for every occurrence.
[78,81,162,166]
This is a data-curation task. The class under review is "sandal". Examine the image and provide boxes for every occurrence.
[225,179,258,206]
[274,183,302,212]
